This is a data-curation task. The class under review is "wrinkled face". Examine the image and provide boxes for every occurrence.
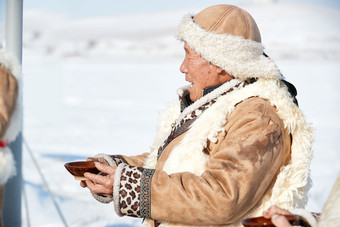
[180,43,228,102]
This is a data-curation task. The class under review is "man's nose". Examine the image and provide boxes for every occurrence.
[180,58,187,74]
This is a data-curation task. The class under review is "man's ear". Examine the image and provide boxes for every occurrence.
[210,63,234,80]
[216,66,223,74]
[209,63,223,73]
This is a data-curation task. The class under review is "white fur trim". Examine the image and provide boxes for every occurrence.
[0,147,16,184]
[162,80,244,176]
[0,48,22,142]
[175,79,241,126]
[91,189,114,204]
[177,15,281,81]
[95,153,117,167]
[144,100,180,169]
[113,163,126,217]
[145,78,313,226]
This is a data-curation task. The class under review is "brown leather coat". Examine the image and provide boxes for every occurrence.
[119,97,291,226]
[0,64,18,138]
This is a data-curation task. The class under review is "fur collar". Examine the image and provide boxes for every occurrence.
[175,79,241,126]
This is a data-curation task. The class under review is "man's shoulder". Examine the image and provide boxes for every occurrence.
[234,96,274,113]
[230,96,283,125]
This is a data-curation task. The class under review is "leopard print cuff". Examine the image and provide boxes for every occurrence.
[115,164,144,217]
[110,155,128,166]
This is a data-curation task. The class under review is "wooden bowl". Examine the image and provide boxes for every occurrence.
[242,215,298,227]
[64,161,99,180]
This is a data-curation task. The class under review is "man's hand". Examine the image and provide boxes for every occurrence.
[80,162,117,198]
[263,205,293,227]
[80,157,109,188]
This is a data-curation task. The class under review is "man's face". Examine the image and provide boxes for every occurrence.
[180,43,225,102]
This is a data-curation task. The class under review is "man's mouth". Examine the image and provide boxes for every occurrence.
[186,80,193,87]
[185,76,193,88]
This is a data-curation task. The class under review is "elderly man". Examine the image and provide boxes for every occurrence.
[0,48,20,227]
[81,4,313,226]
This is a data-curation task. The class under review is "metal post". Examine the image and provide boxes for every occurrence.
[5,0,22,61]
[3,0,23,227]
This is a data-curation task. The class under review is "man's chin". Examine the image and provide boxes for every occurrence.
[188,87,202,101]
[189,93,201,102]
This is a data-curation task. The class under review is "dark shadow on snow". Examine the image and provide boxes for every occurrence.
[41,153,88,162]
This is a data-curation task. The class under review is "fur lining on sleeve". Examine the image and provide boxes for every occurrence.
[95,153,117,166]
[0,147,16,185]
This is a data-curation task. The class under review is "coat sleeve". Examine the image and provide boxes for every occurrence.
[113,98,291,224]
[93,153,149,168]
[111,153,149,167]
[0,64,18,139]
[91,152,149,203]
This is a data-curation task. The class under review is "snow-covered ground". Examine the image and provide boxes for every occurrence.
[20,2,340,226]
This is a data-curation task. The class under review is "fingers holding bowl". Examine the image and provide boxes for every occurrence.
[263,205,292,218]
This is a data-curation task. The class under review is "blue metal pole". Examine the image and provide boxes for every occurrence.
[3,134,22,227]
[3,0,23,226]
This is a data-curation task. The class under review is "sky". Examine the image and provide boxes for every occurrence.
[18,0,340,18]
[0,0,339,32]
[1,0,337,41]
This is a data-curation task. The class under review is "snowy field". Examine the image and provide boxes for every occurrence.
[19,1,340,226]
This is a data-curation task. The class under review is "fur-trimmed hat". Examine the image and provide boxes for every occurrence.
[177,4,281,81]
